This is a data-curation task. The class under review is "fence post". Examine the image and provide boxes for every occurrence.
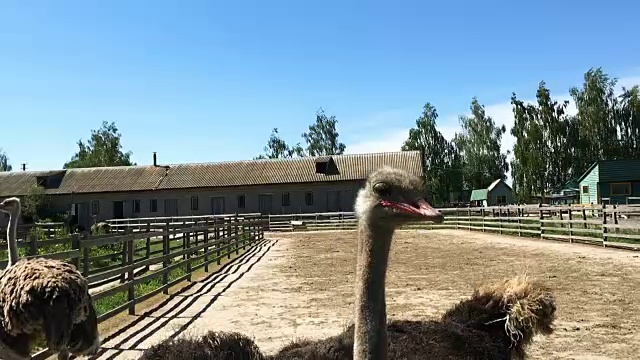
[498,209,503,235]
[455,209,459,230]
[185,225,192,281]
[613,204,619,236]
[145,222,151,262]
[226,217,232,259]
[568,207,573,243]
[506,208,511,235]
[539,209,544,239]
[215,217,221,266]
[204,219,210,272]
[127,237,135,315]
[28,233,38,256]
[601,203,607,247]
[162,222,170,295]
[234,214,239,255]
[82,232,90,276]
[182,221,187,261]
[119,230,129,283]
[517,207,522,237]
[70,234,80,270]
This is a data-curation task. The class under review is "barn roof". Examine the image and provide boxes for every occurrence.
[0,151,423,197]
[577,159,640,183]
[469,179,512,201]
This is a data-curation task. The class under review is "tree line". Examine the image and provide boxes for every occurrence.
[1,67,638,206]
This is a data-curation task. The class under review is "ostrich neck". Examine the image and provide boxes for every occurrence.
[353,217,395,360]
[7,210,19,267]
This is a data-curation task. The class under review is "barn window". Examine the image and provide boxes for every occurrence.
[133,200,141,214]
[496,195,507,205]
[282,192,290,206]
[582,185,589,194]
[91,201,99,215]
[305,191,313,206]
[191,196,199,210]
[610,182,631,196]
[150,199,158,213]
[237,194,246,209]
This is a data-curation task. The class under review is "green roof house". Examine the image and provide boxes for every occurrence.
[469,179,514,207]
[578,159,640,205]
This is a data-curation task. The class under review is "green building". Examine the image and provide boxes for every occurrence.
[578,159,640,205]
[469,179,514,207]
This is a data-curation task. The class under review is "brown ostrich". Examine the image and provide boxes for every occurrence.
[0,197,101,359]
[139,166,556,360]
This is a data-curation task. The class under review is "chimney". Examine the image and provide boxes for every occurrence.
[153,152,157,166]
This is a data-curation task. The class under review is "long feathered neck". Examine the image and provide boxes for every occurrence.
[353,214,395,360]
[6,209,19,267]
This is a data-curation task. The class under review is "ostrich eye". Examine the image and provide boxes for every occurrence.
[373,182,392,196]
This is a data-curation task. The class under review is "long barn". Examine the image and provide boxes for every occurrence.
[0,151,424,229]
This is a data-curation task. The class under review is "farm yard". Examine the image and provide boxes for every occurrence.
[1,205,640,359]
[91,229,640,360]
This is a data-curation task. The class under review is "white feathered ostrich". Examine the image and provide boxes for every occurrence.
[0,197,101,359]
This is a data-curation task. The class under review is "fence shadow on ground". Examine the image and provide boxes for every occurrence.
[91,238,278,359]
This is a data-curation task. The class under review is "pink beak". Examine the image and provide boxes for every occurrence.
[380,199,444,223]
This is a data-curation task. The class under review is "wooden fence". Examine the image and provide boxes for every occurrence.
[0,214,267,360]
[0,222,64,241]
[265,204,640,251]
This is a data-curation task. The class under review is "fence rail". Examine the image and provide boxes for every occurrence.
[0,215,267,360]
[265,204,640,250]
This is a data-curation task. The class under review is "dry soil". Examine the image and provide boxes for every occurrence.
[94,229,640,360]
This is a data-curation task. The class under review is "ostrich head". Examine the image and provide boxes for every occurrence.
[354,166,443,226]
[0,197,20,216]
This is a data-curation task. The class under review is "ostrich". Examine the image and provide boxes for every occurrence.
[140,166,556,359]
[0,197,101,359]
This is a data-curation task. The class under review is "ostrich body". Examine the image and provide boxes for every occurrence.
[140,167,556,360]
[0,197,101,359]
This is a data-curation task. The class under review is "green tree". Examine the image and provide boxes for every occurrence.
[301,108,346,156]
[615,85,640,159]
[254,128,304,159]
[569,67,620,175]
[510,82,572,202]
[402,103,463,205]
[453,98,509,190]
[64,121,135,169]
[21,185,50,223]
[0,148,11,171]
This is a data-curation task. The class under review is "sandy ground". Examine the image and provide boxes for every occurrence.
[93,229,640,360]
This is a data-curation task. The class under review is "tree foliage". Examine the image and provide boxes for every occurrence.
[510,82,571,202]
[402,103,462,205]
[254,128,304,160]
[21,185,50,223]
[510,67,640,202]
[0,148,11,171]
[453,98,509,190]
[64,121,135,169]
[255,108,345,159]
[301,108,346,156]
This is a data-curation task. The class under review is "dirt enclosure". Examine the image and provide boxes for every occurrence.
[97,229,640,360]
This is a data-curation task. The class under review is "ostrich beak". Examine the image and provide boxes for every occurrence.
[380,199,444,223]
[413,199,444,223]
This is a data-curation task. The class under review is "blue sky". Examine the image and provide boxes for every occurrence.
[1,0,639,176]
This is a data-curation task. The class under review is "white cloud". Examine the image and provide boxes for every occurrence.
[346,128,410,154]
[346,74,640,185]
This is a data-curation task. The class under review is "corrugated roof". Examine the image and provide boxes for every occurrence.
[0,151,422,197]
